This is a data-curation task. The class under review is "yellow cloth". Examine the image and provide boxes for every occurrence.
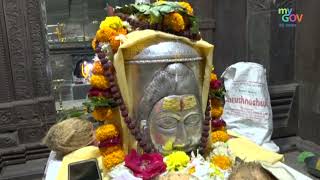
[227,131,284,164]
[114,30,214,153]
[56,146,109,180]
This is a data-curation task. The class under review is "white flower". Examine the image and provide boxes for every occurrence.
[115,34,127,44]
[122,21,132,32]
[108,163,142,180]
[101,43,112,54]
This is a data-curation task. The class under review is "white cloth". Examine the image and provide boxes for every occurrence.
[44,151,312,180]
[43,151,62,180]
[222,62,279,152]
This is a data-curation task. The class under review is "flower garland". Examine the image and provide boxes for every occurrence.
[208,68,228,143]
[95,124,125,170]
[114,1,201,40]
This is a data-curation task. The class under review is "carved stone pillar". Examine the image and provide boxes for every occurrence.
[0,0,56,168]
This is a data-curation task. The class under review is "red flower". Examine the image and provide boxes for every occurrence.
[88,88,111,98]
[125,149,166,180]
[98,136,121,148]
[211,118,227,131]
[210,80,222,90]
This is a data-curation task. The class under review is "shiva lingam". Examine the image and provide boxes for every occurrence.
[98,39,212,155]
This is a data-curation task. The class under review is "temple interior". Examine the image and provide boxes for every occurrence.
[0,0,319,180]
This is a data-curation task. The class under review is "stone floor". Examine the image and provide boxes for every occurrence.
[0,136,319,180]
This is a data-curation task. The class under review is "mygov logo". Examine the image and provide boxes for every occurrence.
[278,8,303,27]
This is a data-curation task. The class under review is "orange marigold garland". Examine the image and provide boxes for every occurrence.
[211,155,232,170]
[95,124,125,170]
[90,74,109,90]
[95,124,119,142]
[178,2,193,15]
[211,106,224,119]
[92,61,104,75]
[211,130,229,143]
[102,149,125,170]
[92,107,113,122]
[163,12,185,32]
[209,68,229,146]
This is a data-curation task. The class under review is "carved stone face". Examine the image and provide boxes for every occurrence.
[149,95,202,154]
[138,63,203,154]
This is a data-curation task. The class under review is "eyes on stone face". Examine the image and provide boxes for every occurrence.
[184,114,201,126]
[156,113,201,130]
[157,117,177,129]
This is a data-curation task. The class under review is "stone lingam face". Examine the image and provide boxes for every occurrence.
[149,94,202,155]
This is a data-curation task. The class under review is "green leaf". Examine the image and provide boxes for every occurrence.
[189,16,200,33]
[157,5,175,14]
[297,151,315,164]
[149,8,162,24]
[133,3,151,13]
[83,97,118,109]
[115,4,137,14]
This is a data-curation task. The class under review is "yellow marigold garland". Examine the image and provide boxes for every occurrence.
[211,106,223,119]
[211,130,229,143]
[100,145,122,156]
[211,73,218,81]
[90,74,109,90]
[96,28,117,43]
[178,2,193,15]
[163,12,185,32]
[92,37,97,50]
[100,16,123,30]
[211,155,232,170]
[92,107,113,121]
[102,148,125,170]
[95,124,119,142]
[109,36,121,53]
[211,98,222,108]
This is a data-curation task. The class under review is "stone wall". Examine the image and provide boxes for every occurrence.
[0,0,55,168]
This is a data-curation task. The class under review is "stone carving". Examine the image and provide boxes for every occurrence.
[0,3,12,103]
[19,126,45,144]
[0,0,56,169]
[0,109,12,125]
[27,0,51,97]
[0,132,18,148]
[4,0,33,100]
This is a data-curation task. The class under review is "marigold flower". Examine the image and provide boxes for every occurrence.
[100,145,121,156]
[178,2,193,15]
[92,61,104,75]
[211,98,222,108]
[117,28,127,35]
[91,37,97,50]
[211,106,223,119]
[100,16,123,30]
[92,107,113,122]
[102,148,125,169]
[90,74,109,90]
[188,166,196,174]
[211,155,232,170]
[109,36,121,53]
[95,124,119,142]
[211,130,229,143]
[165,151,190,171]
[96,28,117,43]
[163,12,185,32]
[211,73,218,81]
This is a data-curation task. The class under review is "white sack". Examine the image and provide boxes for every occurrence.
[221,62,279,152]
